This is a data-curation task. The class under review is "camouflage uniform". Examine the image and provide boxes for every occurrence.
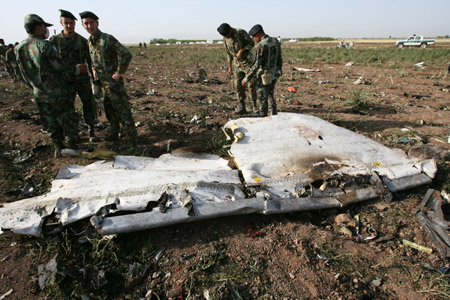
[244,35,282,117]
[15,34,80,146]
[87,30,136,141]
[50,32,97,130]
[0,42,6,69]
[223,28,257,113]
[5,46,19,81]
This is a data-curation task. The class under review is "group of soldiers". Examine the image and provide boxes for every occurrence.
[3,12,282,157]
[217,23,283,117]
[8,9,137,156]
[139,42,147,51]
[0,39,21,82]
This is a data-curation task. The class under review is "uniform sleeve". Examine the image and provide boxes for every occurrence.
[277,41,283,71]
[244,43,264,82]
[14,47,35,89]
[111,36,131,74]
[240,30,255,52]
[225,42,233,63]
[44,42,76,74]
[82,37,94,76]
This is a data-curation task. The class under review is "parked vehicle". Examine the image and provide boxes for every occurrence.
[395,35,435,48]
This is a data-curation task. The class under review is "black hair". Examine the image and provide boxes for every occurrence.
[25,23,40,34]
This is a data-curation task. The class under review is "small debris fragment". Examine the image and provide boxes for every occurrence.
[0,289,13,300]
[288,86,297,93]
[293,67,321,73]
[414,62,426,69]
[371,278,382,287]
[402,239,433,253]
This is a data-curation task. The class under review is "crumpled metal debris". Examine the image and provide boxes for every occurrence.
[0,113,437,236]
[38,254,107,290]
[416,189,450,258]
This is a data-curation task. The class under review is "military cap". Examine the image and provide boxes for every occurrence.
[79,11,99,20]
[217,23,231,36]
[249,24,264,36]
[24,14,53,26]
[59,9,77,20]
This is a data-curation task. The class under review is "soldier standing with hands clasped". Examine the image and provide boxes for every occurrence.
[80,11,137,145]
[217,23,258,114]
[50,9,98,142]
[242,25,282,117]
[15,14,87,156]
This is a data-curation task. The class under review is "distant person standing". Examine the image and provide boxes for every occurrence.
[15,14,87,154]
[217,23,257,114]
[139,42,142,51]
[0,39,6,69]
[80,11,137,144]
[242,25,282,117]
[50,9,98,141]
[5,44,18,81]
[143,42,147,50]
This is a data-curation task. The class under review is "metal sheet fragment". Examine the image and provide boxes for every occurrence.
[0,113,436,236]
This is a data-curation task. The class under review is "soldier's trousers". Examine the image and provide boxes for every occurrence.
[256,78,277,117]
[5,62,17,81]
[36,96,79,144]
[235,71,256,104]
[70,80,97,127]
[101,79,136,138]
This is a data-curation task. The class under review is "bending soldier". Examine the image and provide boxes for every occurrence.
[217,23,257,114]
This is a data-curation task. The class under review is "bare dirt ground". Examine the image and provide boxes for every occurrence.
[0,42,449,300]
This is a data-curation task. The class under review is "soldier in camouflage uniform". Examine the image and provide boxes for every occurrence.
[242,25,282,117]
[50,9,97,141]
[80,11,137,144]
[15,14,87,154]
[5,44,19,81]
[217,23,257,114]
[0,39,6,70]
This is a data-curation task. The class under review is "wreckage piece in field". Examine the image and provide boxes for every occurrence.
[416,189,450,258]
[0,113,437,236]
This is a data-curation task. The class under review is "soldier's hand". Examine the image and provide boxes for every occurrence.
[77,63,88,73]
[236,49,245,60]
[92,69,98,80]
[112,72,121,82]
[92,80,102,99]
[228,68,233,77]
[241,79,246,87]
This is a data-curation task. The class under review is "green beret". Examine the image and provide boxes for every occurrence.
[79,11,99,20]
[59,9,77,20]
[24,14,53,26]
[249,24,263,36]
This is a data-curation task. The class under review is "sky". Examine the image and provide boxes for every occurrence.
[1,0,449,44]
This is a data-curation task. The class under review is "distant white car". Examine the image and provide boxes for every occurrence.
[288,38,297,43]
[396,35,435,48]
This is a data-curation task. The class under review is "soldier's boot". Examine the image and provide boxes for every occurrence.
[53,141,65,158]
[88,125,98,142]
[252,100,259,114]
[272,104,278,116]
[235,100,247,115]
[260,102,269,117]
[105,131,119,142]
[67,138,79,150]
